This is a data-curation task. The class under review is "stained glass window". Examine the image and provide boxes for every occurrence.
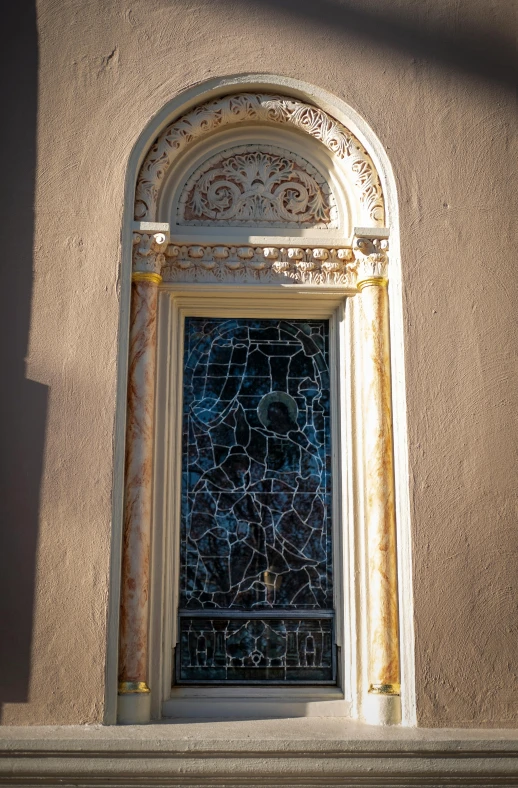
[177,318,334,683]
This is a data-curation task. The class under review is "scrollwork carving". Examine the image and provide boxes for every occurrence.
[135,94,384,226]
[178,147,335,228]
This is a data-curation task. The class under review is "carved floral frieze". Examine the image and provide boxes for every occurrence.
[177,146,336,228]
[135,94,384,226]
[161,244,357,286]
[131,232,391,287]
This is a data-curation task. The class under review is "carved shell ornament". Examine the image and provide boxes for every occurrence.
[178,147,336,228]
[134,93,384,225]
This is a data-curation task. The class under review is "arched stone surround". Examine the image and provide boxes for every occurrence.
[134,93,384,227]
[114,79,414,728]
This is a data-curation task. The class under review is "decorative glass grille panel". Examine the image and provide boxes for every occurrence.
[177,318,334,683]
[179,616,334,683]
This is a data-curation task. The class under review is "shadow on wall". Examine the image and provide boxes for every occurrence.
[0,0,45,718]
[174,0,515,92]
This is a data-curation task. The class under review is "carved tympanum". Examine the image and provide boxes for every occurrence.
[178,146,336,228]
[135,93,384,226]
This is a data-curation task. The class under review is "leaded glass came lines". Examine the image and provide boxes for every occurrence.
[179,617,333,682]
[178,318,334,683]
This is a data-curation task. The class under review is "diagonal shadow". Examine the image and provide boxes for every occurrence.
[0,0,46,716]
[179,0,516,91]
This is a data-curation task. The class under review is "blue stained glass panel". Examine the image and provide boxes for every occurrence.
[178,318,334,683]
[179,617,334,682]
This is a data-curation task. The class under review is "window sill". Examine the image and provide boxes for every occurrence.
[1,719,517,786]
[164,685,350,719]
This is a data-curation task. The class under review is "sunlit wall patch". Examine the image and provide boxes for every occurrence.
[177,317,334,683]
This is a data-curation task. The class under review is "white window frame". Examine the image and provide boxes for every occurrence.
[150,284,366,719]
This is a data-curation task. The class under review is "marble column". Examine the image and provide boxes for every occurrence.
[118,230,168,724]
[354,234,401,724]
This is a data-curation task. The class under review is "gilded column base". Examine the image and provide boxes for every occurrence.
[369,682,401,696]
[118,681,151,695]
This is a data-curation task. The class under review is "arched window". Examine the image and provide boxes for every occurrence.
[112,79,414,727]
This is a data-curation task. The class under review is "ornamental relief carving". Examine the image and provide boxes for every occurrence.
[161,244,357,286]
[135,93,384,226]
[177,146,337,228]
[132,231,169,274]
[352,237,389,280]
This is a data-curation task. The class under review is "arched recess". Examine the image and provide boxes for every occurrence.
[107,76,415,727]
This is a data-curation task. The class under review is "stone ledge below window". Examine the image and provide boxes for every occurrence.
[1,718,517,786]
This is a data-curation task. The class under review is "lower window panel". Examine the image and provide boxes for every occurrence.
[177,616,335,683]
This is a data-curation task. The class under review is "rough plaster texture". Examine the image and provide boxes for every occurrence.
[0,0,516,727]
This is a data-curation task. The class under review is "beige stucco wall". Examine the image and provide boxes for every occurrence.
[1,0,516,727]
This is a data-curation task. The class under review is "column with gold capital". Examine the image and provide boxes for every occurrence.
[354,231,401,725]
[118,229,168,723]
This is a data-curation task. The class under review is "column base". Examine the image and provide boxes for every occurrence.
[361,692,401,726]
[117,691,152,724]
